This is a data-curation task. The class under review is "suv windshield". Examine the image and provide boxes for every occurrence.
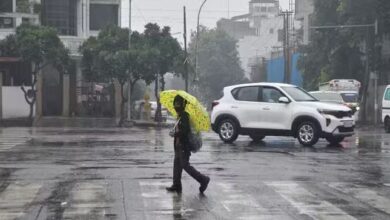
[282,87,318,102]
[311,92,344,103]
[340,93,359,103]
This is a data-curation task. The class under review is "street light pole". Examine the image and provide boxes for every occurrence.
[194,0,208,84]
[127,0,132,121]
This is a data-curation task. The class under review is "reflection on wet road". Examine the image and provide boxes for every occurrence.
[0,127,389,219]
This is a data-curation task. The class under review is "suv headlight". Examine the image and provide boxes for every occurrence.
[317,109,334,115]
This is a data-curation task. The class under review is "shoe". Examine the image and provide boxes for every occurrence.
[199,176,210,194]
[166,185,182,193]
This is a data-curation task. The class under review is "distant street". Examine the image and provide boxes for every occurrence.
[0,126,390,219]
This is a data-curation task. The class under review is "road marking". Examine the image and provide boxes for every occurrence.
[139,181,195,218]
[0,182,41,220]
[266,181,356,220]
[0,137,29,151]
[217,182,289,220]
[328,182,390,215]
[63,182,108,218]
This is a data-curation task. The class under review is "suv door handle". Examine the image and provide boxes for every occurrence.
[263,107,271,110]
[231,106,239,109]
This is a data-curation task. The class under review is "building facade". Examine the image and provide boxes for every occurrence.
[0,0,122,120]
[217,0,284,80]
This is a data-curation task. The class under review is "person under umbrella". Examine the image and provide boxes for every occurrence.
[166,95,210,193]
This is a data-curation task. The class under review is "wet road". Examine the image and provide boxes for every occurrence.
[0,126,390,220]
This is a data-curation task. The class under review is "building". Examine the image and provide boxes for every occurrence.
[0,0,122,120]
[295,0,314,45]
[0,0,40,120]
[218,0,283,79]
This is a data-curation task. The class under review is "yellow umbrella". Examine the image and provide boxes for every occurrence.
[160,90,210,132]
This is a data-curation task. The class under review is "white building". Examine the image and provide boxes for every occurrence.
[295,0,314,45]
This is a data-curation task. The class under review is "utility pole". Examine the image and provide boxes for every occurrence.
[280,11,293,84]
[183,6,189,92]
[127,0,132,121]
[195,0,208,84]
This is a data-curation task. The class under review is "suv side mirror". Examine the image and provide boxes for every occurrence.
[279,97,290,104]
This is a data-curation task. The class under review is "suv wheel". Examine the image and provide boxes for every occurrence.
[326,136,344,145]
[385,118,390,134]
[249,134,265,142]
[297,121,320,146]
[218,119,239,143]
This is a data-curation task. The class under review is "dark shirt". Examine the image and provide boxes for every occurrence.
[174,111,190,152]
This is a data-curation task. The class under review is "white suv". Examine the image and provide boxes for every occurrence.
[211,83,355,146]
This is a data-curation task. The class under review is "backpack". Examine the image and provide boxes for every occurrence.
[188,127,202,153]
[173,117,203,153]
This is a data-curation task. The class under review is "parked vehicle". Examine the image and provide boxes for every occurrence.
[382,85,390,133]
[318,79,361,120]
[211,83,355,146]
[135,100,168,121]
[319,79,361,93]
[310,91,360,120]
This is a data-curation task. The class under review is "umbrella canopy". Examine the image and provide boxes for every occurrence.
[160,90,210,132]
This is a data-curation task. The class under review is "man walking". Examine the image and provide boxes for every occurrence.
[166,95,210,193]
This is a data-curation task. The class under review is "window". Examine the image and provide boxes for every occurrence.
[0,17,14,29]
[282,86,317,102]
[340,93,359,103]
[261,87,285,103]
[261,7,267,12]
[41,0,78,36]
[233,87,259,102]
[90,4,119,31]
[269,28,274,34]
[0,0,13,13]
[385,89,390,101]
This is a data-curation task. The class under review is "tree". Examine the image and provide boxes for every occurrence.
[80,26,149,125]
[0,24,70,121]
[188,27,248,105]
[142,23,183,122]
[298,0,390,90]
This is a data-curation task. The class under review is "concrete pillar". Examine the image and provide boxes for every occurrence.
[62,74,70,116]
[76,60,83,114]
[35,72,43,119]
[0,72,3,119]
[113,79,122,121]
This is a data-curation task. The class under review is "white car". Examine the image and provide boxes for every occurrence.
[382,85,390,133]
[211,83,355,146]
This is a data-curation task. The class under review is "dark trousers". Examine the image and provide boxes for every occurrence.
[173,144,206,186]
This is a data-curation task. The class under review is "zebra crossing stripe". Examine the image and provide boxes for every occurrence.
[215,182,291,220]
[0,182,41,220]
[266,181,356,220]
[328,182,390,215]
[139,181,194,217]
[62,182,108,218]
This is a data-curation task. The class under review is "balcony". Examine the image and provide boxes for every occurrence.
[60,36,86,57]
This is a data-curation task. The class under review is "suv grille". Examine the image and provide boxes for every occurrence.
[339,126,354,133]
[328,111,353,119]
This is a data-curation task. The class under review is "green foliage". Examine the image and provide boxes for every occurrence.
[298,0,390,90]
[16,0,30,13]
[0,24,70,119]
[189,27,248,103]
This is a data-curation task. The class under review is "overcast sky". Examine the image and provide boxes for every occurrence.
[121,0,290,43]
